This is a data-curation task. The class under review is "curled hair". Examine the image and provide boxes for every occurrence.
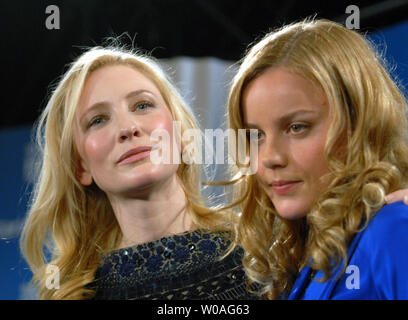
[21,45,232,299]
[226,19,408,299]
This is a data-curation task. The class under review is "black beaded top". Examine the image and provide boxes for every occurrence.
[92,229,256,300]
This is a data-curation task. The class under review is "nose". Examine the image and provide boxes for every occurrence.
[260,136,287,169]
[117,113,141,142]
[119,125,140,142]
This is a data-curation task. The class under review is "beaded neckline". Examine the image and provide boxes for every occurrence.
[107,228,213,255]
[96,228,232,283]
[92,228,256,300]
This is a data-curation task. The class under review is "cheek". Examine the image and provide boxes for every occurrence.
[254,147,269,184]
[82,132,114,165]
[148,112,174,134]
[295,137,329,180]
[255,165,270,196]
[147,112,178,149]
[255,164,267,185]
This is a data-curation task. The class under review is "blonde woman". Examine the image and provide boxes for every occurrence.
[227,19,408,299]
[20,46,253,300]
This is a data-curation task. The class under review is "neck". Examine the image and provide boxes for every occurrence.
[108,175,194,249]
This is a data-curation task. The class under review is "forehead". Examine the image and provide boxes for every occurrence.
[78,64,162,110]
[242,67,327,122]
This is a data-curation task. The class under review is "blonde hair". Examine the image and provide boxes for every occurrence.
[227,19,408,299]
[20,46,231,299]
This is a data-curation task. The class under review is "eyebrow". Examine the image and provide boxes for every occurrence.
[79,89,155,123]
[125,89,155,100]
[244,109,319,128]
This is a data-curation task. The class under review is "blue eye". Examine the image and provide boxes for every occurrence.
[134,101,153,111]
[136,104,148,110]
[88,116,106,128]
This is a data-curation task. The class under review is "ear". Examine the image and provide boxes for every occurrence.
[75,160,93,186]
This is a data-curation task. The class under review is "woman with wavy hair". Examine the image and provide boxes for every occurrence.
[226,19,408,299]
[20,46,253,300]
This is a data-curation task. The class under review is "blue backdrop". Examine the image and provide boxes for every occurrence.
[1,20,408,299]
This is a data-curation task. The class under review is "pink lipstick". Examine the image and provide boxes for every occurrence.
[117,146,152,165]
[270,181,302,195]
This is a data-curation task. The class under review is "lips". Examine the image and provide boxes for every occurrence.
[117,146,152,165]
[270,180,302,195]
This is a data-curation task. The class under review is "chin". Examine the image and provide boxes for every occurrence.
[99,163,179,197]
[130,163,178,188]
[273,201,309,220]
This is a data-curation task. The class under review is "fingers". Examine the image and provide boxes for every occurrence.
[385,190,408,205]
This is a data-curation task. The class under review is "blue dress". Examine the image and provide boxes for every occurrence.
[288,201,408,299]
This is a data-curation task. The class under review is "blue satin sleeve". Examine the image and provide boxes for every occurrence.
[290,201,408,299]
[330,201,408,299]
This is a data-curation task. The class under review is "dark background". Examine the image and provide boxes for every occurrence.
[2,0,408,129]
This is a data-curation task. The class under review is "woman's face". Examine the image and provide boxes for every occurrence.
[242,67,332,220]
[73,64,179,197]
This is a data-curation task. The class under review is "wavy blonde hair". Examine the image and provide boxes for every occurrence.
[227,19,408,299]
[20,46,232,299]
